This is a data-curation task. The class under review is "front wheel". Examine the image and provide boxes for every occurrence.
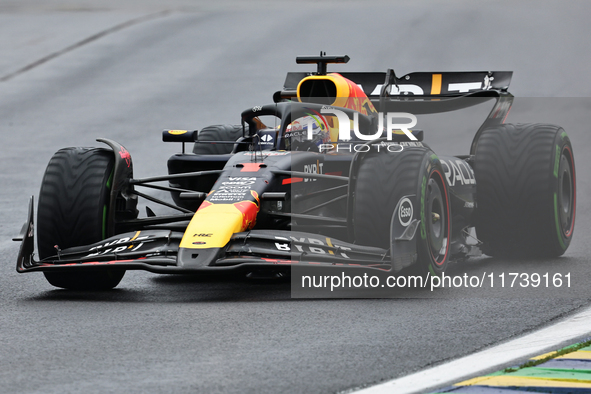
[37,147,125,290]
[352,148,451,275]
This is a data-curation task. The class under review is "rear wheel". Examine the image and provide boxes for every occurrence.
[38,147,125,290]
[474,123,576,257]
[168,124,246,210]
[192,124,244,154]
[353,148,451,275]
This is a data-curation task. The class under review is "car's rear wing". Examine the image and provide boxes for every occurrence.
[282,70,512,98]
[279,69,513,155]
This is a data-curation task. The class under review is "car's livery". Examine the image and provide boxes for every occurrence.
[14,54,576,290]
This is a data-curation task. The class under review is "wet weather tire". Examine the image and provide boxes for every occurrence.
[352,148,451,275]
[474,123,576,257]
[192,124,244,154]
[37,147,125,290]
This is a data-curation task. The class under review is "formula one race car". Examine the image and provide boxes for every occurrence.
[14,54,576,290]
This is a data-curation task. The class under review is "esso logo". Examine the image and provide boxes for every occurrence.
[398,198,413,227]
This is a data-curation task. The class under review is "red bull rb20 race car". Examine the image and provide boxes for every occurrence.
[14,55,576,290]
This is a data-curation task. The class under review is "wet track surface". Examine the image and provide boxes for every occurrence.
[1,1,591,393]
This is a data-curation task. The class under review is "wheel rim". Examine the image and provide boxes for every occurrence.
[558,146,575,237]
[426,173,449,265]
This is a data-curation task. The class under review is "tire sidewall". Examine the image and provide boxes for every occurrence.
[549,130,576,254]
[415,154,451,276]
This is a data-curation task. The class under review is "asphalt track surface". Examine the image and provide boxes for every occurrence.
[1,1,591,393]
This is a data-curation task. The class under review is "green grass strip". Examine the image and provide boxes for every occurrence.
[503,338,591,373]
[511,367,591,381]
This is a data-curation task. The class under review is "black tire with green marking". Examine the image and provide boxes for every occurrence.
[474,123,576,257]
[352,147,451,275]
[37,147,125,290]
[192,124,244,154]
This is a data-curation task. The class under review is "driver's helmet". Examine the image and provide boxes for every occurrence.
[284,115,330,151]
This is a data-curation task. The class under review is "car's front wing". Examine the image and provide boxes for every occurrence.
[15,198,391,275]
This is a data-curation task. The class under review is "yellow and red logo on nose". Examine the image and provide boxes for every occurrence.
[234,190,260,230]
[179,191,260,249]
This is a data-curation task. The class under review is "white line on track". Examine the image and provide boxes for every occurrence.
[351,305,591,394]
